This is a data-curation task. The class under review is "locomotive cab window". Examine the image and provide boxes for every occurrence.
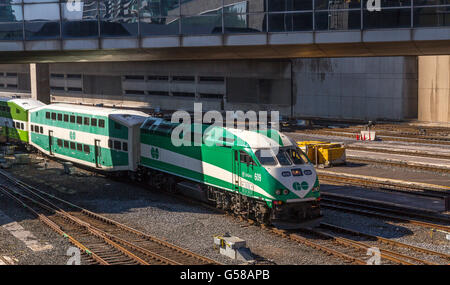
[240,151,256,166]
[255,150,277,166]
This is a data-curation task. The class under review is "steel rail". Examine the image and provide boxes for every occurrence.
[320,223,450,262]
[0,169,219,265]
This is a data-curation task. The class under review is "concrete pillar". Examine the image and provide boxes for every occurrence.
[418,56,450,124]
[30,63,50,104]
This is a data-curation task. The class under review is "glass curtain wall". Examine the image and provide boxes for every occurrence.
[0,0,448,41]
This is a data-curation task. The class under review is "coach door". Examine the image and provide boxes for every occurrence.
[232,150,241,192]
[48,130,54,155]
[94,139,101,168]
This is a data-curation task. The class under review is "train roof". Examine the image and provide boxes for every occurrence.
[141,117,294,150]
[32,103,148,126]
[0,98,45,110]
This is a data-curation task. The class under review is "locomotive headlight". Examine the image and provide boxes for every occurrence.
[283,189,290,195]
[291,169,303,176]
[275,189,282,195]
[312,186,320,192]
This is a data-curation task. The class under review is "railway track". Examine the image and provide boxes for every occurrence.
[0,170,219,265]
[321,193,450,232]
[318,172,450,199]
[345,156,450,174]
[346,145,450,161]
[302,129,450,146]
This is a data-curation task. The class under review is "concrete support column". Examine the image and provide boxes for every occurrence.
[418,56,450,123]
[30,63,50,104]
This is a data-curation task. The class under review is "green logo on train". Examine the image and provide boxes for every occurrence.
[293,181,309,191]
[151,147,160,160]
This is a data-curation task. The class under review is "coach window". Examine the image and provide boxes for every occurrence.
[77,143,82,152]
[99,119,105,128]
[40,126,43,134]
[114,141,121,150]
[84,145,90,154]
[108,139,112,148]
[58,114,62,121]
[46,112,50,119]
[30,125,34,132]
[57,139,62,147]
[64,114,69,122]
[76,116,82,125]
[70,115,75,123]
[51,113,56,120]
[64,141,69,148]
[123,142,128,152]
[84,117,90,125]
[21,123,24,130]
[70,142,75,150]
[91,118,97,127]
[15,122,20,128]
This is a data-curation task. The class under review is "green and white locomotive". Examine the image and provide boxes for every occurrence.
[138,118,321,225]
[28,104,147,171]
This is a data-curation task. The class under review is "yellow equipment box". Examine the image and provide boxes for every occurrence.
[297,141,346,167]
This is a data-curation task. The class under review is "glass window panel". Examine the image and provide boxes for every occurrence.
[141,0,179,17]
[268,0,313,12]
[181,14,222,34]
[268,12,312,32]
[315,10,361,30]
[62,1,98,21]
[224,13,266,33]
[100,0,138,37]
[25,21,60,39]
[0,1,22,4]
[363,8,411,29]
[315,0,361,10]
[0,5,23,22]
[62,20,98,38]
[414,0,450,5]
[24,3,60,21]
[224,0,265,13]
[180,0,223,16]
[140,16,179,36]
[414,6,450,27]
[364,0,410,8]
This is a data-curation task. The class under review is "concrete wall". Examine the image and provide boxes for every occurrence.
[0,58,421,122]
[293,57,418,121]
[418,56,450,123]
